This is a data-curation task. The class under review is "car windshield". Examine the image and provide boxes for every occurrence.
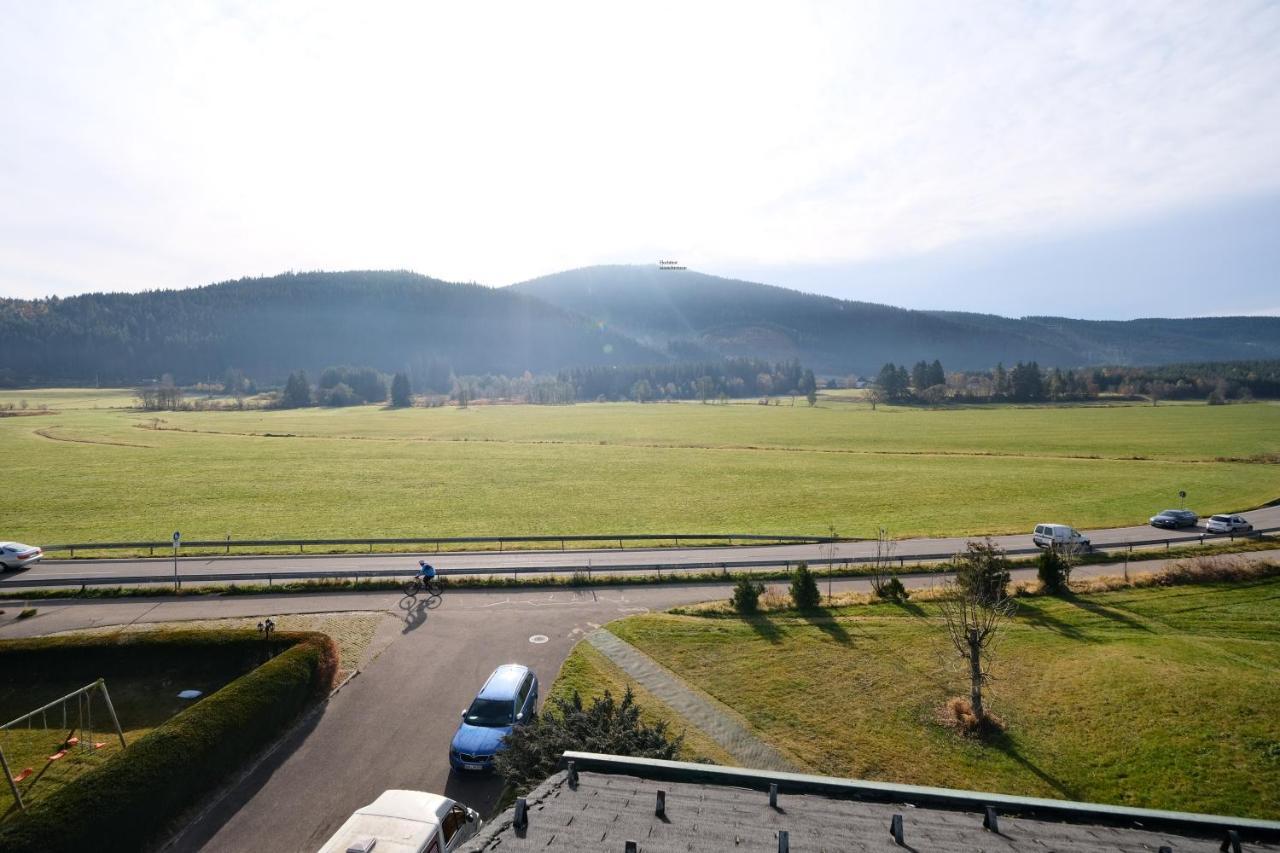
[465,698,514,727]
[1210,515,1229,522]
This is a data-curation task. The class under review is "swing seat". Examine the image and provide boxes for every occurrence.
[65,737,79,747]
[10,767,32,783]
[93,742,106,750]
[48,750,67,761]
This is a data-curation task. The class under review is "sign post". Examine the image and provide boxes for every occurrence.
[1178,490,1187,510]
[172,530,181,591]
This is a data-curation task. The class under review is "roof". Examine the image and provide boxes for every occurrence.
[316,790,449,853]
[459,753,1280,852]
[477,664,528,700]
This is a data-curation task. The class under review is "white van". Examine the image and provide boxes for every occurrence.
[1032,524,1092,551]
[317,790,481,853]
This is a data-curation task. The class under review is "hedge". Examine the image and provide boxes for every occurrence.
[0,631,337,852]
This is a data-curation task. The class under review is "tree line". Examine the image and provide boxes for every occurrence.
[872,359,1277,405]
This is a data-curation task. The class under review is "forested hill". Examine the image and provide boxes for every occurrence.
[0,271,659,386]
[511,265,1280,373]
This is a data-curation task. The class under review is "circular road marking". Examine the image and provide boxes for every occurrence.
[529,634,549,644]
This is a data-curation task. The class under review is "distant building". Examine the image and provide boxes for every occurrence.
[461,752,1280,852]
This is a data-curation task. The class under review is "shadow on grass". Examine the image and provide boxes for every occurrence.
[889,598,926,617]
[742,614,783,644]
[985,731,1079,801]
[1014,599,1092,641]
[1059,592,1153,633]
[798,609,853,645]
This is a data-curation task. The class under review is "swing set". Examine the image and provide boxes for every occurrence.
[0,678,127,812]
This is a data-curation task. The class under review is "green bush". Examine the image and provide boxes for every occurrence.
[495,687,682,794]
[789,562,821,610]
[875,576,909,602]
[1037,547,1071,593]
[731,577,764,614]
[0,632,337,853]
[953,539,1012,604]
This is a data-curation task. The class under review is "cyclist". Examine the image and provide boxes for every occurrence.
[418,560,437,583]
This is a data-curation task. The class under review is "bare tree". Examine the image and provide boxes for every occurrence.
[938,584,1015,724]
[868,527,907,601]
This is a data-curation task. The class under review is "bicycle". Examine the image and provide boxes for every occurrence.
[402,575,443,598]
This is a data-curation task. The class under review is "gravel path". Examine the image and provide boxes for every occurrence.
[587,628,798,772]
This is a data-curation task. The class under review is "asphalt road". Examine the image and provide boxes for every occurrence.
[2,549,1276,852]
[5,505,1277,588]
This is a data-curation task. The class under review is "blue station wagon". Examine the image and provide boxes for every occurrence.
[450,664,539,772]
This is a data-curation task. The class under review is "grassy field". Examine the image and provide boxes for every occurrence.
[1,389,1277,544]
[604,578,1280,818]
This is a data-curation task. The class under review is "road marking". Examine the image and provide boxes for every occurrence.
[529,634,549,644]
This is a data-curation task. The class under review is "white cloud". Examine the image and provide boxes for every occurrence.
[1,0,1278,298]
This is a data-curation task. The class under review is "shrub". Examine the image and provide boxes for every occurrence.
[495,687,683,794]
[0,631,336,853]
[952,539,1011,604]
[789,562,821,610]
[875,576,909,602]
[731,577,765,614]
[1037,547,1071,593]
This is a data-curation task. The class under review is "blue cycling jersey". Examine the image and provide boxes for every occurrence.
[419,563,436,579]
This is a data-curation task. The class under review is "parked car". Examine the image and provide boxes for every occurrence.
[316,789,481,853]
[1149,509,1199,529]
[1206,514,1253,534]
[450,664,538,772]
[1032,524,1092,551]
[0,542,42,571]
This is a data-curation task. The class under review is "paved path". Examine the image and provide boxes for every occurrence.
[7,505,1276,589]
[587,629,798,771]
[0,549,1276,852]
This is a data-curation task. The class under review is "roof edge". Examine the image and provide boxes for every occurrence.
[559,752,1280,841]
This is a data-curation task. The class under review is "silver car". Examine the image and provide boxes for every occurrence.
[0,542,43,571]
[1205,514,1252,534]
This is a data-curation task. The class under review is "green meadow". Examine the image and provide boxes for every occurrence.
[604,577,1280,818]
[1,389,1277,544]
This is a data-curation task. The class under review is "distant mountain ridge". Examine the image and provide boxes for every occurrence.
[511,265,1280,372]
[2,265,1277,386]
[0,271,660,386]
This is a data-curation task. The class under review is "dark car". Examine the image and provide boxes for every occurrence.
[449,664,538,772]
[1149,509,1198,529]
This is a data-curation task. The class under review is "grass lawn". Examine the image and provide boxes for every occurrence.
[605,578,1280,818]
[1,390,1277,544]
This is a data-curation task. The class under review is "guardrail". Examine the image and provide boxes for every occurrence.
[40,532,840,558]
[4,528,1273,592]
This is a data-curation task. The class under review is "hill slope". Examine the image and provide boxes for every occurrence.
[0,271,660,385]
[512,265,1280,372]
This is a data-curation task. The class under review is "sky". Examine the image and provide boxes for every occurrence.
[1,0,1278,318]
